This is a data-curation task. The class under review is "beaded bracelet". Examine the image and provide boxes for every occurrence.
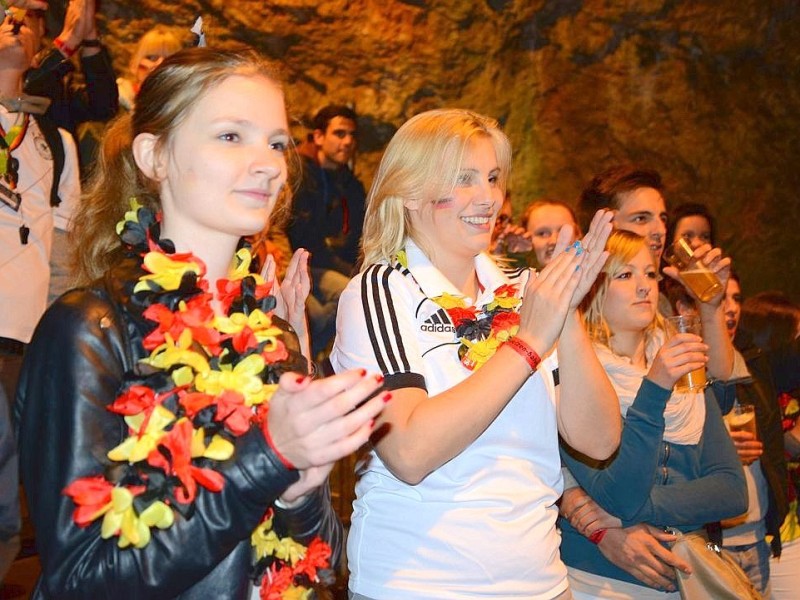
[505,336,542,375]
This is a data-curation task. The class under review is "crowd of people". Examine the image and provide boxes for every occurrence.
[1,1,799,600]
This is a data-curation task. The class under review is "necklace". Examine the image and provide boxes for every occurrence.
[0,113,29,190]
[63,201,330,598]
[431,284,522,370]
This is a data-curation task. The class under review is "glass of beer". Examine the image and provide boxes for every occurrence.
[665,314,707,393]
[725,403,758,439]
[663,238,724,302]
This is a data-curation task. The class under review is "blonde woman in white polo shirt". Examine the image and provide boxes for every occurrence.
[329,109,621,600]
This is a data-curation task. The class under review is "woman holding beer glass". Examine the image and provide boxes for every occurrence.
[559,230,747,599]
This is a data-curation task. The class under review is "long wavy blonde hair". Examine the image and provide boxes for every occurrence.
[359,108,512,269]
[72,47,295,284]
[582,230,665,347]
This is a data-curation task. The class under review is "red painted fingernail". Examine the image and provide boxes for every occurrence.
[375,374,384,384]
[296,375,307,384]
[382,393,392,403]
[359,368,367,377]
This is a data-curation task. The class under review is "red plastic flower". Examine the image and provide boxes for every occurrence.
[107,385,160,416]
[261,339,289,363]
[259,563,297,600]
[293,537,332,581]
[63,477,145,527]
[178,391,216,417]
[491,311,521,334]
[446,306,478,327]
[148,419,225,504]
[142,297,220,354]
[214,390,254,435]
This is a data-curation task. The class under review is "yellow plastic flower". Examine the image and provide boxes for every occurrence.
[108,405,176,463]
[134,251,204,293]
[251,519,307,565]
[142,329,210,375]
[195,354,267,406]
[462,337,500,370]
[486,295,521,311]
[283,586,312,600]
[788,398,799,415]
[115,198,143,235]
[214,309,282,343]
[228,247,265,284]
[101,488,174,549]
[433,292,467,310]
[396,250,408,269]
[191,427,235,461]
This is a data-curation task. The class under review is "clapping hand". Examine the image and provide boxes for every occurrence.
[552,208,613,310]
[262,249,311,360]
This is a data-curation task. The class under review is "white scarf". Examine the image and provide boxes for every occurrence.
[594,330,706,445]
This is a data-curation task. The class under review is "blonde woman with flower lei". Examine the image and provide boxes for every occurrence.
[329,108,621,599]
[14,48,386,599]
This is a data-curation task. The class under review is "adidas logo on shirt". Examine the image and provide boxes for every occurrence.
[420,307,455,333]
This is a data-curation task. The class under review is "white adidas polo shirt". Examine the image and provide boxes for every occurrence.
[329,240,567,600]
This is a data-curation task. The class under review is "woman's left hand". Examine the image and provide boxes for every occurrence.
[263,249,311,358]
[663,243,731,307]
[551,209,613,309]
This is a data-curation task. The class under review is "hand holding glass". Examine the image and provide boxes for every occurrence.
[664,238,724,303]
[666,315,707,393]
[725,404,758,439]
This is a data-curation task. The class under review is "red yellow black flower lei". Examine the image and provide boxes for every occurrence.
[431,284,522,371]
[63,200,331,598]
[779,391,800,542]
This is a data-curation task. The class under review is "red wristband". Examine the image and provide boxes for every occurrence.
[588,528,608,544]
[261,420,295,470]
[53,37,77,58]
[505,336,542,374]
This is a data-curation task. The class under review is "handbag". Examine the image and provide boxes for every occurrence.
[666,528,762,600]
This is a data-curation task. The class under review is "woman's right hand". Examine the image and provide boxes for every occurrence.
[265,369,387,470]
[598,524,690,592]
[646,333,708,390]
[516,245,585,356]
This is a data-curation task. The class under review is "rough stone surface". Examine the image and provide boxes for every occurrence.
[53,0,800,299]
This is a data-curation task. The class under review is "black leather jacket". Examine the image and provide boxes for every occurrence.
[15,263,342,599]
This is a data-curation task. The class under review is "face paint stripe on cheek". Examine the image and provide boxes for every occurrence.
[434,197,454,209]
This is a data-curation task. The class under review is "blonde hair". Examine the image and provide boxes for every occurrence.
[128,25,183,81]
[72,47,292,284]
[582,230,664,346]
[360,108,512,268]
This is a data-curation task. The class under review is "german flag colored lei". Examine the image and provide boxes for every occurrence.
[431,284,522,370]
[63,200,331,598]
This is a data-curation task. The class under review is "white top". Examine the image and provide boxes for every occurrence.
[0,108,80,343]
[330,240,567,599]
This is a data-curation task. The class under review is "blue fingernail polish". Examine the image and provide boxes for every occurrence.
[575,265,581,271]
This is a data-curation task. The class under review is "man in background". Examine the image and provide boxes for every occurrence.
[288,105,366,357]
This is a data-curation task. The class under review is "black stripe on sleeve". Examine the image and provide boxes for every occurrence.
[361,264,412,375]
[384,372,427,392]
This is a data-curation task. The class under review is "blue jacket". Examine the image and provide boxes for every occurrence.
[560,378,747,587]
